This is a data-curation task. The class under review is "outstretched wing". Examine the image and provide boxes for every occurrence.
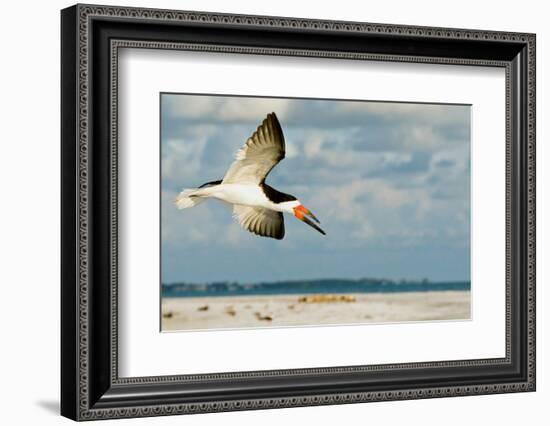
[222,112,285,184]
[233,205,285,240]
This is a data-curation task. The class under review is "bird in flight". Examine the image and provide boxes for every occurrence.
[175,112,325,240]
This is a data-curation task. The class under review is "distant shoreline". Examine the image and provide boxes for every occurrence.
[162,278,471,298]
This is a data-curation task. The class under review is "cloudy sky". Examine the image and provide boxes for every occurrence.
[160,93,470,284]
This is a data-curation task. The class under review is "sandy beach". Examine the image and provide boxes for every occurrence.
[161,290,470,331]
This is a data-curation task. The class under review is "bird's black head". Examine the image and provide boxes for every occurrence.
[261,183,325,236]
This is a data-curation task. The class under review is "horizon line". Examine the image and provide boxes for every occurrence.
[162,277,471,286]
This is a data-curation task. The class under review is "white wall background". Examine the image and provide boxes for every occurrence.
[0,0,546,424]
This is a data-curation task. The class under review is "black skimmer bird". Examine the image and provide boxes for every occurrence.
[175,112,325,240]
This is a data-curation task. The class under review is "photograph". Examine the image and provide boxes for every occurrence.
[160,94,472,331]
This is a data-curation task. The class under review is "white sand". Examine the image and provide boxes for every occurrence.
[161,291,470,331]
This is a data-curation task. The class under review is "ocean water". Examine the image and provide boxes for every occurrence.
[162,278,470,298]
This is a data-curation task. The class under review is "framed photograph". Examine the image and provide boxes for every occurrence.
[61,4,536,421]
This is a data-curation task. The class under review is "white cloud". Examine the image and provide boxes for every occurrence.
[164,94,291,122]
[284,139,300,159]
[162,137,207,187]
[303,134,324,159]
[339,101,469,127]
[406,126,438,149]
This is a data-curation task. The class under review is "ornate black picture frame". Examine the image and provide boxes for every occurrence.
[61,3,536,421]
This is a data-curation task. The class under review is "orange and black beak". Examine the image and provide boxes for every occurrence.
[293,205,325,235]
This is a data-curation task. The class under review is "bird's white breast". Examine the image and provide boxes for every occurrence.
[206,183,280,210]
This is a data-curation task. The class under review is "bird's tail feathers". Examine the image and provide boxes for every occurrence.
[175,189,206,209]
